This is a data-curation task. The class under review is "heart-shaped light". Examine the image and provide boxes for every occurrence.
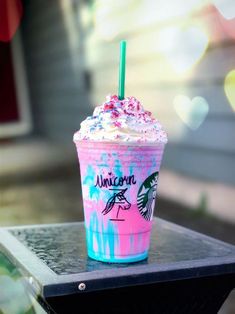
[159,25,208,73]
[217,14,235,39]
[174,95,209,130]
[224,69,235,110]
[213,0,235,19]
[0,0,23,42]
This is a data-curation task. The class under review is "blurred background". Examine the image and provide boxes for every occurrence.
[0,0,235,313]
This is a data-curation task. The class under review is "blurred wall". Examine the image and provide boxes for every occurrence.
[19,0,235,185]
[20,0,92,141]
[83,1,235,185]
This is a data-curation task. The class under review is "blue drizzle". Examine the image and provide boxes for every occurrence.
[83,165,100,200]
[87,211,118,259]
[114,158,123,178]
[129,234,134,254]
[102,219,119,257]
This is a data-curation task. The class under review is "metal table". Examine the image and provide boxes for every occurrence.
[0,218,234,313]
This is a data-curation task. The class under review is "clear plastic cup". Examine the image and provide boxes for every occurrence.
[74,140,165,263]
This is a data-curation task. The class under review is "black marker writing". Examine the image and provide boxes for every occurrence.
[95,174,136,188]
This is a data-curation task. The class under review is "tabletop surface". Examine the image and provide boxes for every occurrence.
[7,218,235,274]
[0,218,235,296]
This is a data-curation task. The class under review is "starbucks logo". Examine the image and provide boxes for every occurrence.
[137,172,159,221]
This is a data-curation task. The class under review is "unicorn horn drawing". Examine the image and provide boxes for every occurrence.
[102,188,131,219]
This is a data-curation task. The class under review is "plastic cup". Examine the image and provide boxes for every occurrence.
[74,140,165,263]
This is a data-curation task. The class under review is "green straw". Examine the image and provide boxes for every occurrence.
[118,40,126,100]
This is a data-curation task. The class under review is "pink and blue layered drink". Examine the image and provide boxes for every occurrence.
[74,95,167,263]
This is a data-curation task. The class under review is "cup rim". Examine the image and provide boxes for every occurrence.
[73,139,166,148]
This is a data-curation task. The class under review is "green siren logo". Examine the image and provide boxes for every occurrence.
[137,172,159,221]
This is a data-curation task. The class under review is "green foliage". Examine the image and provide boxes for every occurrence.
[194,193,208,216]
[0,253,37,314]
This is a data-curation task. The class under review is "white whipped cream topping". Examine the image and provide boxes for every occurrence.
[74,95,168,144]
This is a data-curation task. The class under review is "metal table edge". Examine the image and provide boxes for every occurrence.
[42,257,235,297]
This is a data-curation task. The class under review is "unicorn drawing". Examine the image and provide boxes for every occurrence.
[102,188,131,220]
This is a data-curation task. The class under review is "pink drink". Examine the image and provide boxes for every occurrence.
[75,140,165,263]
[74,95,167,262]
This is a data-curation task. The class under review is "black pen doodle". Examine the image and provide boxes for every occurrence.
[102,188,131,221]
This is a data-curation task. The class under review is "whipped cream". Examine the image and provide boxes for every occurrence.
[74,95,168,144]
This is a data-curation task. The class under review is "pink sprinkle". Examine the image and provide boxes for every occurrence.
[108,95,119,102]
[111,110,120,119]
[104,103,114,110]
[114,121,121,127]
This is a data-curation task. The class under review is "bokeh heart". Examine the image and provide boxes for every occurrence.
[174,95,209,130]
[224,69,235,111]
[0,0,23,42]
[158,25,208,73]
[213,0,235,19]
